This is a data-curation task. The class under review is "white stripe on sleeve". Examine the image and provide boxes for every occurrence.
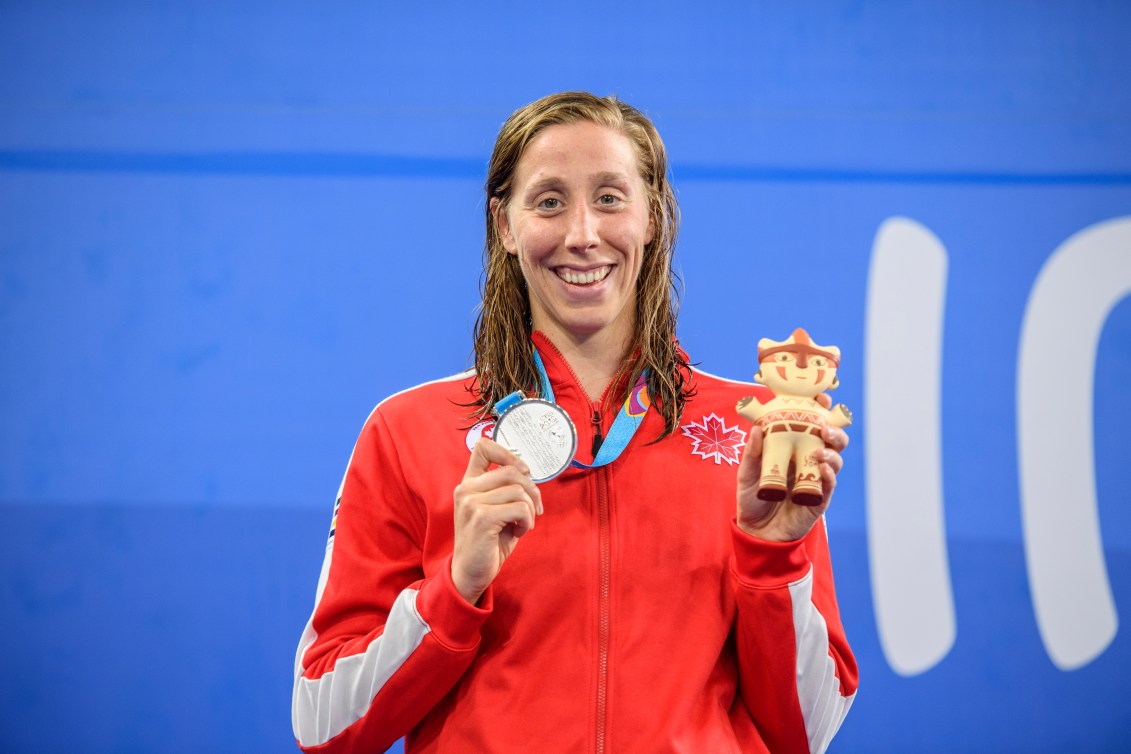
[292,586,431,748]
[788,569,855,754]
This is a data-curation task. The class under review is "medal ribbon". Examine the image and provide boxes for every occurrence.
[531,347,651,470]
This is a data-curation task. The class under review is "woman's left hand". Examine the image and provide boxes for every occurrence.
[735,424,849,542]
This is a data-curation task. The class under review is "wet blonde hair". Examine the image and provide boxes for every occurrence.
[471,91,692,438]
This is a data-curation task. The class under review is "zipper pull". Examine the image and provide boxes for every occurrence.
[591,408,604,456]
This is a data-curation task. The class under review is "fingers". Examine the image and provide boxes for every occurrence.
[463,438,543,514]
[455,475,541,530]
[814,431,846,507]
[735,425,765,489]
[461,482,539,527]
[465,436,529,478]
[817,450,839,505]
[822,425,850,453]
[462,496,538,538]
[817,447,844,475]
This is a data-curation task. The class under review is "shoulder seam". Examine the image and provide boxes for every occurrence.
[333,369,474,502]
[375,369,475,411]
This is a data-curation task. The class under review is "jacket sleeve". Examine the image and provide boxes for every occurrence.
[291,407,491,753]
[730,518,859,754]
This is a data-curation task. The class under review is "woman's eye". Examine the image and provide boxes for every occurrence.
[538,197,561,210]
[597,194,620,205]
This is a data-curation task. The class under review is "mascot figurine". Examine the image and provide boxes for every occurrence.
[736,328,852,506]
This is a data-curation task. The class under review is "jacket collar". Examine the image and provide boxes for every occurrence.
[531,329,639,409]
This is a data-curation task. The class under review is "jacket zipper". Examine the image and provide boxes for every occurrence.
[591,405,604,457]
[595,465,611,754]
[534,335,614,750]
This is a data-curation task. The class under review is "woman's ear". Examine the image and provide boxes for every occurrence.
[490,197,517,254]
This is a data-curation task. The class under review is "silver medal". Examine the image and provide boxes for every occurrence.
[492,398,578,483]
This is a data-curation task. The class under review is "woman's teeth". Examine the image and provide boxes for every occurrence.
[557,266,611,285]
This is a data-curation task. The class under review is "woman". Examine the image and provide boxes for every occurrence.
[293,92,858,754]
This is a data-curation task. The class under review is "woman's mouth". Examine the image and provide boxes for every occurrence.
[555,265,612,285]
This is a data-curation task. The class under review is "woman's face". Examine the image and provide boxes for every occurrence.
[494,120,654,349]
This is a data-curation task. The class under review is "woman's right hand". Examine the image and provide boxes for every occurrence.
[451,438,543,605]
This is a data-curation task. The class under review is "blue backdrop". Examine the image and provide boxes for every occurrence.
[2,2,1130,752]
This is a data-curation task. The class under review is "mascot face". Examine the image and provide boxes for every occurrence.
[754,328,841,399]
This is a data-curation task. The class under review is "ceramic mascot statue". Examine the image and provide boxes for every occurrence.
[736,328,852,506]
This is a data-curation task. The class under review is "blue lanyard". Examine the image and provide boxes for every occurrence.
[531,347,651,469]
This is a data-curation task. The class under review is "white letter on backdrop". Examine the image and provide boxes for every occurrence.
[1017,216,1130,670]
[866,217,956,676]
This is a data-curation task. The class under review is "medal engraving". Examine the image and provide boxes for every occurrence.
[493,398,577,483]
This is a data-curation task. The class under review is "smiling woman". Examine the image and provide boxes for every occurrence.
[291,92,858,754]
[476,93,687,440]
[493,120,653,397]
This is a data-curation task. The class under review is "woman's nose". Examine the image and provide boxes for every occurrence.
[564,204,599,252]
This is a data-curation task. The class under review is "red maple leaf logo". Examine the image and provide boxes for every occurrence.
[681,413,747,466]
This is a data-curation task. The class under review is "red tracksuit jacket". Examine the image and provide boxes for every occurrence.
[293,332,858,753]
